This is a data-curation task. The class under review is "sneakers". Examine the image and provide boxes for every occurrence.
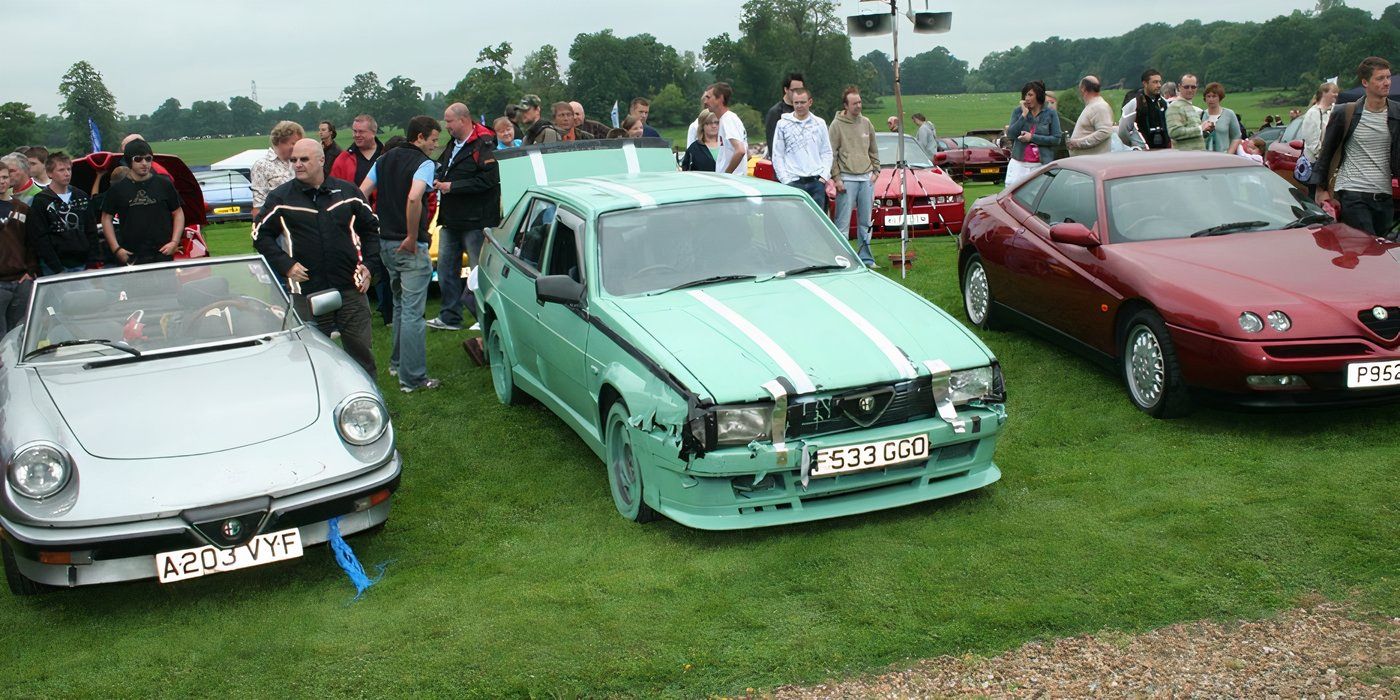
[462,337,487,367]
[388,367,398,377]
[400,378,442,393]
[426,317,463,331]
[864,261,881,270]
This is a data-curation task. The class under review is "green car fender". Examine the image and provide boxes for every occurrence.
[590,344,694,465]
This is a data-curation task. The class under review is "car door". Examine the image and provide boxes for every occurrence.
[1011,168,1117,344]
[494,197,556,383]
[987,172,1052,312]
[531,208,594,423]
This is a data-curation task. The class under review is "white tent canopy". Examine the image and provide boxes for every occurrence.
[209,149,267,172]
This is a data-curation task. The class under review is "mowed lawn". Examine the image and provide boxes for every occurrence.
[2,199,1395,697]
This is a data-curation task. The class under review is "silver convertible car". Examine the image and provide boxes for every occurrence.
[0,256,400,595]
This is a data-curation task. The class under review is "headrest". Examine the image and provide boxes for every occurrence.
[59,289,114,316]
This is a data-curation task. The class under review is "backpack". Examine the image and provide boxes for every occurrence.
[1324,101,1362,192]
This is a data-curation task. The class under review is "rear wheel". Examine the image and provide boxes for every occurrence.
[604,401,659,524]
[961,254,1001,330]
[487,324,527,406]
[3,539,51,596]
[1121,310,1191,418]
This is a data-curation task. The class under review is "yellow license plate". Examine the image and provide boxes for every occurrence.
[979,167,1000,174]
[213,206,241,215]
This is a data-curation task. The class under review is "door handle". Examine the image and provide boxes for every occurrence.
[502,265,510,279]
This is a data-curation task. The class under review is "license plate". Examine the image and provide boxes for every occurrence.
[812,434,930,478]
[1347,359,1400,388]
[979,167,1000,174]
[884,213,930,227]
[156,528,303,584]
[213,206,241,215]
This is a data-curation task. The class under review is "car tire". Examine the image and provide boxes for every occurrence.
[486,324,527,406]
[961,253,1002,330]
[1120,309,1192,418]
[3,539,51,596]
[603,400,659,524]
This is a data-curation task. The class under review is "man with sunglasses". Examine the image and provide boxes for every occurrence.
[100,139,184,265]
[1165,74,1212,151]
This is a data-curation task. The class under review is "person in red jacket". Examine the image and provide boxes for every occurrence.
[330,114,393,325]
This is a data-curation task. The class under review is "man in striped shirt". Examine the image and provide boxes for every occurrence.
[1316,56,1399,239]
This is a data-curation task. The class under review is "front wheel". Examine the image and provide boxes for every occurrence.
[487,324,527,406]
[961,253,1001,330]
[1121,310,1191,418]
[604,401,659,523]
[3,539,51,596]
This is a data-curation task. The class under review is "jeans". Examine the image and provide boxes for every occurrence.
[0,279,32,337]
[293,289,376,377]
[835,177,875,265]
[380,239,432,388]
[788,176,827,212]
[1338,190,1397,239]
[436,226,485,326]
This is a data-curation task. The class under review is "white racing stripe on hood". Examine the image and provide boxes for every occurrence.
[575,177,657,207]
[692,171,764,200]
[795,278,917,380]
[686,289,817,394]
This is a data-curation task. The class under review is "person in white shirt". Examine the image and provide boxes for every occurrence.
[704,82,748,175]
[770,88,834,208]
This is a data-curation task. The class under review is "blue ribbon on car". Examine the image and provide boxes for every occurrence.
[327,516,387,600]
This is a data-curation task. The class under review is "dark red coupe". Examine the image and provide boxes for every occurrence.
[934,135,1010,183]
[958,151,1400,417]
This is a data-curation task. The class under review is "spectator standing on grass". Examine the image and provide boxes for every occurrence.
[1201,83,1242,155]
[100,140,184,266]
[764,72,805,157]
[360,115,442,393]
[0,166,38,336]
[705,83,748,175]
[1297,82,1339,193]
[1005,81,1063,189]
[1315,57,1399,238]
[770,88,832,210]
[681,110,720,172]
[28,152,99,275]
[829,86,880,268]
[1119,69,1170,150]
[912,113,938,157]
[428,103,498,336]
[24,147,49,189]
[1068,76,1115,156]
[1166,74,1212,151]
[629,98,660,138]
[330,114,390,325]
[2,154,41,206]
[253,139,379,376]
[251,121,303,219]
[318,120,341,177]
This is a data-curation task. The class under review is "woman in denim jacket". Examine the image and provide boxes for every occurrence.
[1005,81,1063,189]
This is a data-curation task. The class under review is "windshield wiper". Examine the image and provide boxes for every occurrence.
[1188,220,1270,238]
[650,274,756,295]
[24,338,141,361]
[1282,212,1334,229]
[759,263,849,282]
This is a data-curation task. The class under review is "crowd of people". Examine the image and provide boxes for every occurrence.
[0,55,1393,385]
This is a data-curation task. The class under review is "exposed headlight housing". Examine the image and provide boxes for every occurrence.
[687,403,773,450]
[8,442,72,499]
[1239,312,1264,333]
[1267,310,1291,332]
[949,365,1003,405]
[337,395,388,445]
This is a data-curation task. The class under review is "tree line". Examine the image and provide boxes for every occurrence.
[1,0,1394,154]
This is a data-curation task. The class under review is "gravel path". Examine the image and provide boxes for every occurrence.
[772,602,1397,698]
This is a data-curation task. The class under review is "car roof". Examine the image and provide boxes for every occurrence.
[1057,151,1257,180]
[525,171,806,216]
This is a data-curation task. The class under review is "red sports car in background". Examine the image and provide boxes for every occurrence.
[826,132,964,239]
[934,135,1010,183]
[72,152,210,260]
[959,151,1400,417]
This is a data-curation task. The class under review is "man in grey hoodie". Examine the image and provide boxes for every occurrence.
[829,87,881,268]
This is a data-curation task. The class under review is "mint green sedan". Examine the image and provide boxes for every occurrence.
[477,142,1006,529]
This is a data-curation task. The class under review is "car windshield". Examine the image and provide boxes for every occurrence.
[20,257,295,363]
[597,197,856,296]
[953,136,997,148]
[876,133,934,168]
[1105,167,1330,243]
[196,170,251,187]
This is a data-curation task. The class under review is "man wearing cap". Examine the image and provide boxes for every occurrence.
[100,139,184,266]
[254,138,380,375]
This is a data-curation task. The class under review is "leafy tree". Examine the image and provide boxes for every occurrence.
[901,47,969,94]
[58,60,120,154]
[647,83,691,127]
[149,98,185,141]
[518,45,566,104]
[188,100,232,138]
[228,96,264,136]
[860,50,894,95]
[729,103,764,143]
[341,72,387,123]
[314,100,345,130]
[381,76,424,129]
[422,91,447,120]
[0,102,37,149]
[568,31,686,116]
[447,43,517,121]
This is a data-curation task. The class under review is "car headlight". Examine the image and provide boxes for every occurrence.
[949,366,998,405]
[8,442,72,499]
[1266,310,1291,332]
[337,395,388,445]
[687,403,773,449]
[1239,312,1264,333]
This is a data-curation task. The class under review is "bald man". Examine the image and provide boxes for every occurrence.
[1068,75,1115,156]
[428,102,499,335]
[253,138,381,374]
[569,101,608,140]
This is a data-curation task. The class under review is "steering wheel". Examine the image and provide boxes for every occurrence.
[1119,215,1172,241]
[182,296,285,339]
[634,263,681,277]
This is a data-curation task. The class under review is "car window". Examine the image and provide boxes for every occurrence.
[1282,119,1304,142]
[543,215,582,283]
[512,198,555,271]
[1033,169,1098,230]
[1010,173,1051,211]
[1105,166,1327,243]
[875,133,933,168]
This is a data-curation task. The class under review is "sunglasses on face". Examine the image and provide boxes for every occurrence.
[130,155,153,163]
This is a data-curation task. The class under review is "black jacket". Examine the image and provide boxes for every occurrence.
[681,140,717,172]
[27,186,99,272]
[764,99,793,156]
[252,177,380,294]
[436,124,501,230]
[1315,98,1400,193]
[1135,93,1170,150]
[373,145,432,243]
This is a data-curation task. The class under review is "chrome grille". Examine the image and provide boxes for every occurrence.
[786,377,933,439]
[1359,306,1400,340]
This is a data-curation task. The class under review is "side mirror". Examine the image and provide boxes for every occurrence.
[307,288,343,316]
[1288,139,1303,150]
[1049,222,1099,247]
[535,275,584,306]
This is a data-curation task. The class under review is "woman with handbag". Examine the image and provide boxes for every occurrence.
[1004,81,1063,189]
[1295,82,1339,195]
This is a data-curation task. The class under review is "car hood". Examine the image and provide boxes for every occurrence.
[37,341,320,459]
[875,167,961,198]
[612,273,992,402]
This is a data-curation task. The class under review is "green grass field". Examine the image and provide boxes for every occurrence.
[2,206,1393,696]
[151,90,1307,165]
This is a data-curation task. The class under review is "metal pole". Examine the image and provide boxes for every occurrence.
[891,0,910,279]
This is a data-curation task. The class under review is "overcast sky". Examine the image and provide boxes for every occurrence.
[13,0,1390,115]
